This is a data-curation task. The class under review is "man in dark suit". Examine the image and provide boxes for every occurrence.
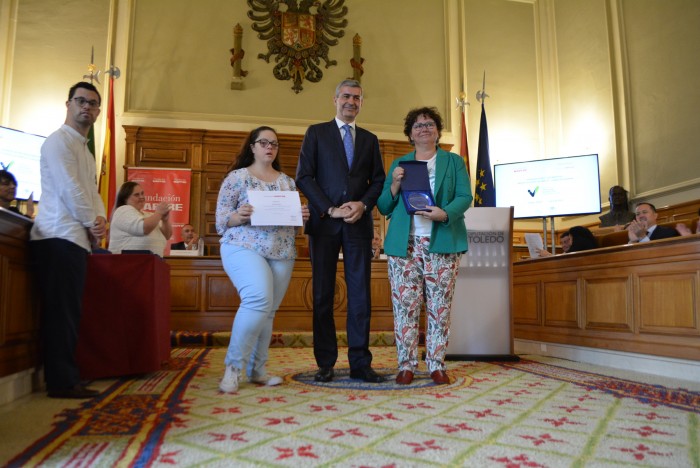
[296,79,386,383]
[627,202,679,243]
[171,223,199,250]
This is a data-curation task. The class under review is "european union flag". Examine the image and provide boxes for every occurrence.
[474,103,495,207]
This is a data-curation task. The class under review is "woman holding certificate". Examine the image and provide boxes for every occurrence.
[215,126,309,393]
[377,107,472,385]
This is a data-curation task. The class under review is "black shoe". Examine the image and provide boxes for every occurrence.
[314,367,334,382]
[350,366,386,383]
[48,384,99,399]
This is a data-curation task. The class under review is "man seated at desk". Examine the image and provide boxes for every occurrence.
[537,227,596,257]
[627,202,680,243]
[171,223,199,251]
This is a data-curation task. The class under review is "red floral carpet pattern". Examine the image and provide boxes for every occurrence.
[7,347,700,467]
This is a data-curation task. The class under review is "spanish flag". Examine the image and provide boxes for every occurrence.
[98,75,116,219]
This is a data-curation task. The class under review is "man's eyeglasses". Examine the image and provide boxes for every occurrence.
[412,122,436,130]
[71,97,100,109]
[255,139,279,149]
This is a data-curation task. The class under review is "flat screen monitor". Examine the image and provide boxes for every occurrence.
[494,154,601,219]
[0,126,45,201]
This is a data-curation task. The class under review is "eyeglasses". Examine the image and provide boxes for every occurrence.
[71,97,100,109]
[255,139,279,149]
[412,122,436,130]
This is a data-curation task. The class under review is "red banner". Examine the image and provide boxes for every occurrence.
[126,167,192,253]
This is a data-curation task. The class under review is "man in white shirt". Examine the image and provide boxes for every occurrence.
[30,82,107,399]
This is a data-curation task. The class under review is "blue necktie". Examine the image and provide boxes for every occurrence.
[342,124,354,167]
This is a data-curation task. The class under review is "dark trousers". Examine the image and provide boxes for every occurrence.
[309,229,373,370]
[31,238,88,392]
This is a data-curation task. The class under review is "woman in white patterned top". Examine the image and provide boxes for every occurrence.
[216,126,309,393]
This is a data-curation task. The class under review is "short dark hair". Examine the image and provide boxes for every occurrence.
[68,81,101,105]
[403,106,443,146]
[634,201,657,213]
[115,181,139,211]
[226,126,281,174]
[0,170,17,186]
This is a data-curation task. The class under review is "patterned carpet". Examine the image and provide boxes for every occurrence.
[6,346,700,467]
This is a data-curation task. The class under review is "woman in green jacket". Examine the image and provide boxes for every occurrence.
[377,107,472,385]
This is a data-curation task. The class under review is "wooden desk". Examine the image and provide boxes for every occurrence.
[76,254,171,379]
[165,257,394,332]
[513,236,700,360]
[0,209,37,378]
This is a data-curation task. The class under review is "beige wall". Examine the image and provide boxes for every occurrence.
[1,0,699,225]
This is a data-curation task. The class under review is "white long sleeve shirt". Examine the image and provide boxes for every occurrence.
[30,124,106,252]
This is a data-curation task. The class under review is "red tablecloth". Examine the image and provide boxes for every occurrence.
[76,254,171,379]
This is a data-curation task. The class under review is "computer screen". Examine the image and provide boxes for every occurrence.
[0,126,45,201]
[494,154,601,219]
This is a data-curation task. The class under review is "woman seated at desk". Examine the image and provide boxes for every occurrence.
[108,181,172,256]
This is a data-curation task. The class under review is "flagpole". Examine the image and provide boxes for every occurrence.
[455,91,471,179]
[474,70,495,208]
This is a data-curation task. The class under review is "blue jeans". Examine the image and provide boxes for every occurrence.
[220,244,294,379]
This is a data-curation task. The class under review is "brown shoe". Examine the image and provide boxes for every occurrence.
[395,370,414,385]
[430,370,450,385]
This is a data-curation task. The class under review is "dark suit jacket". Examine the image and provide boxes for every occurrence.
[170,241,186,250]
[296,120,385,238]
[649,225,679,240]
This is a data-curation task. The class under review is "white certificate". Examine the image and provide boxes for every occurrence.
[247,190,303,226]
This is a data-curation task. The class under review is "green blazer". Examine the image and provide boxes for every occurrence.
[377,148,473,257]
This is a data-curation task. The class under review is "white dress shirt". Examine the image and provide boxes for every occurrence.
[30,124,106,252]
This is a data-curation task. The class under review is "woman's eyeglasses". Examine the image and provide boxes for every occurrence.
[255,139,279,149]
[412,122,436,130]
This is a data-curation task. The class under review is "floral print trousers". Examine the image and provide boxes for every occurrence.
[387,236,461,373]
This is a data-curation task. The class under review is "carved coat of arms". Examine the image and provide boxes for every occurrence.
[248,0,348,93]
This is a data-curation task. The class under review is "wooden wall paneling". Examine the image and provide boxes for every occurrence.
[583,276,633,331]
[165,257,394,332]
[513,237,700,360]
[0,212,38,377]
[637,271,699,335]
[512,281,540,325]
[543,280,578,327]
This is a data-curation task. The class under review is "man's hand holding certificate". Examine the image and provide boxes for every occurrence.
[247,190,303,226]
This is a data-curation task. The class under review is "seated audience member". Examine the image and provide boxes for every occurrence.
[0,170,33,218]
[108,181,173,255]
[536,230,571,257]
[371,227,383,259]
[599,185,635,229]
[538,227,596,257]
[171,224,199,250]
[567,226,598,252]
[676,208,700,236]
[627,202,679,243]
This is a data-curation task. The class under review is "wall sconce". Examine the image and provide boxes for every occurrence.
[230,23,248,90]
[350,33,364,83]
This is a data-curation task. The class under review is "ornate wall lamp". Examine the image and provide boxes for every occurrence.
[350,33,364,83]
[230,23,248,90]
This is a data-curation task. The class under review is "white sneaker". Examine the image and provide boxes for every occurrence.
[220,365,239,393]
[250,374,283,386]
